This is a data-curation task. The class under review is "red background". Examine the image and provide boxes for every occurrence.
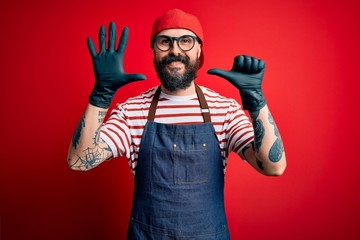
[1,0,360,239]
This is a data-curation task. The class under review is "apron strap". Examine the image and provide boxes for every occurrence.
[195,84,211,123]
[147,85,211,123]
[147,86,162,122]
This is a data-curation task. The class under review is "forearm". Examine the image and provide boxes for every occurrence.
[67,104,112,171]
[243,105,286,176]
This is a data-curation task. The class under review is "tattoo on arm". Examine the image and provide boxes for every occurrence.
[98,110,107,123]
[69,144,109,170]
[72,114,85,149]
[256,158,264,170]
[70,126,112,170]
[250,110,265,151]
[246,110,266,171]
[268,112,284,162]
[92,126,100,145]
[242,142,265,171]
[93,111,107,145]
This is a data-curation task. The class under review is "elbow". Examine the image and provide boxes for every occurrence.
[264,167,285,176]
[264,156,287,176]
[67,145,91,171]
[67,163,88,172]
[269,165,286,176]
[67,158,78,171]
[67,155,87,172]
[68,164,87,172]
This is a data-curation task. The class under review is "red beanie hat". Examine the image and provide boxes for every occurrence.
[150,9,204,68]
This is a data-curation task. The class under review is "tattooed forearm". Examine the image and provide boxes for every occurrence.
[268,112,284,162]
[250,110,265,151]
[242,108,286,175]
[72,114,85,149]
[69,108,111,170]
[68,104,112,171]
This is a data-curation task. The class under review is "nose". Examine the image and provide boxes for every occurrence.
[168,40,182,55]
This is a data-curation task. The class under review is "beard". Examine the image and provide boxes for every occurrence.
[154,54,200,92]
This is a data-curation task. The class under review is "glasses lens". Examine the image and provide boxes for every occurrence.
[178,36,195,51]
[156,36,172,51]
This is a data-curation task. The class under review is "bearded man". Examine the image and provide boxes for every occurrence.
[68,9,286,240]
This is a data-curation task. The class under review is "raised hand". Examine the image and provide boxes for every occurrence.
[208,55,266,111]
[88,22,146,108]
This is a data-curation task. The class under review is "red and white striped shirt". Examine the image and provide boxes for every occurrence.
[100,85,254,174]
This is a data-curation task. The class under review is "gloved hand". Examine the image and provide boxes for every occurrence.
[87,22,146,108]
[207,55,266,111]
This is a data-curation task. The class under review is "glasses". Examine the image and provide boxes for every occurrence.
[153,35,200,52]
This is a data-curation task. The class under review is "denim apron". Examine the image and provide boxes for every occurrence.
[127,85,230,239]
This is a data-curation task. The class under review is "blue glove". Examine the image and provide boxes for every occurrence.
[207,55,266,111]
[87,22,146,108]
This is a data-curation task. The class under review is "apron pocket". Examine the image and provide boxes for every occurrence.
[173,143,208,184]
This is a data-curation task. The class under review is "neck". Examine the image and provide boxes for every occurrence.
[161,81,196,96]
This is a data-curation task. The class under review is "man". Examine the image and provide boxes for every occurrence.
[68,9,286,240]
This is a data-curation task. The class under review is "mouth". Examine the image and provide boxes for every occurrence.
[167,61,185,73]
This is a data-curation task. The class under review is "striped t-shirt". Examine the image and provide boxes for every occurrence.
[99,85,254,174]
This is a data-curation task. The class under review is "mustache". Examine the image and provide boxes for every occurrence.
[160,54,190,65]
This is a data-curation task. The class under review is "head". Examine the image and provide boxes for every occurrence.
[150,9,204,92]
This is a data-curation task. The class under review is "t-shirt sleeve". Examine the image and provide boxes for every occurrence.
[99,104,132,159]
[225,100,254,156]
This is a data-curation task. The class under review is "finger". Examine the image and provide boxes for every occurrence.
[126,73,147,82]
[108,22,116,52]
[207,68,231,79]
[98,25,106,55]
[252,58,259,72]
[87,37,97,58]
[117,26,129,59]
[243,56,252,72]
[233,55,244,71]
[258,59,265,70]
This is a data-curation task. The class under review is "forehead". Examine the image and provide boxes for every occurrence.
[157,28,196,37]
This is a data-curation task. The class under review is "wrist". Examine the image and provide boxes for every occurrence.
[89,87,116,108]
[239,88,266,111]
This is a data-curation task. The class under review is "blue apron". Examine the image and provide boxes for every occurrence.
[127,85,230,239]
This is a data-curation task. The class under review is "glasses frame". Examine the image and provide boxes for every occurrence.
[153,35,201,52]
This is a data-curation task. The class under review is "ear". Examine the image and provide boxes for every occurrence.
[197,44,202,59]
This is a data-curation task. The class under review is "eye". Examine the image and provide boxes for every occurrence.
[158,37,171,46]
[180,36,193,45]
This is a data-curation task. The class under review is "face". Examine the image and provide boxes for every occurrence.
[153,29,202,92]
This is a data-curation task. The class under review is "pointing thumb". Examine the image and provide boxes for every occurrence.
[126,73,147,83]
[207,68,231,80]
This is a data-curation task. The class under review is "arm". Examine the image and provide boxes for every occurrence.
[208,55,286,176]
[67,104,112,171]
[67,22,146,171]
[241,105,286,176]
